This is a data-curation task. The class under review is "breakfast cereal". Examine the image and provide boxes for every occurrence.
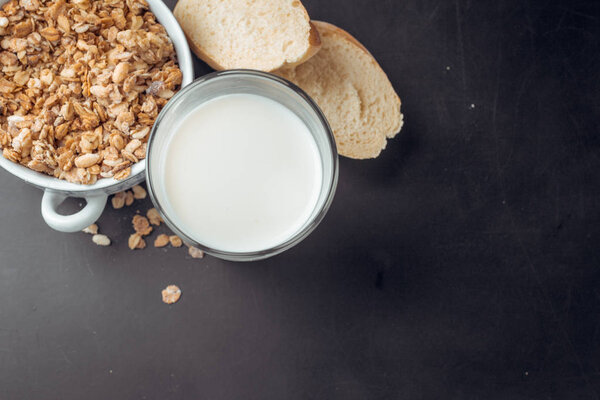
[92,233,111,246]
[161,284,181,304]
[168,235,182,247]
[153,233,169,247]
[0,0,182,184]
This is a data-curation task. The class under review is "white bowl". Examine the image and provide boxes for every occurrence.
[0,0,194,232]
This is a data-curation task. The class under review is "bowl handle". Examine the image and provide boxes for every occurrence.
[41,191,108,233]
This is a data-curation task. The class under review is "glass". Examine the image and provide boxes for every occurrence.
[146,70,339,262]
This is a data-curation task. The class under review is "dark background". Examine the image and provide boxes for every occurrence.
[1,0,599,398]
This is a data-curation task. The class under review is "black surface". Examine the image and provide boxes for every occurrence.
[1,0,600,399]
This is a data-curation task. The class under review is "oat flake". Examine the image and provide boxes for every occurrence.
[162,285,181,304]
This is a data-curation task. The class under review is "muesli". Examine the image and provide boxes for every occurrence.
[0,0,182,184]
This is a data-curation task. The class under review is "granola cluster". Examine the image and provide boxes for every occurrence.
[0,0,182,184]
[161,284,181,304]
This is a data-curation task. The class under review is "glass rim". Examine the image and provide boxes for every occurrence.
[145,69,339,262]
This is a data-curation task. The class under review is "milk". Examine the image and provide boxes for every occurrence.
[162,94,323,253]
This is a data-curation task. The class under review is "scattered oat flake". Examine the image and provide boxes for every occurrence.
[92,234,111,246]
[128,233,145,250]
[154,234,169,248]
[132,215,152,236]
[162,285,181,304]
[132,185,147,200]
[82,224,98,234]
[111,192,125,209]
[188,246,204,259]
[169,235,183,248]
[147,208,162,226]
[124,191,135,206]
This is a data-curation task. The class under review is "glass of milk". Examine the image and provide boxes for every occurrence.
[146,70,338,261]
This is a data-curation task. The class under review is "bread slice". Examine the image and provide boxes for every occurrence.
[276,21,403,159]
[173,0,321,72]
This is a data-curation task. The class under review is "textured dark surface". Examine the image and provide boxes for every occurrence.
[1,0,600,399]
